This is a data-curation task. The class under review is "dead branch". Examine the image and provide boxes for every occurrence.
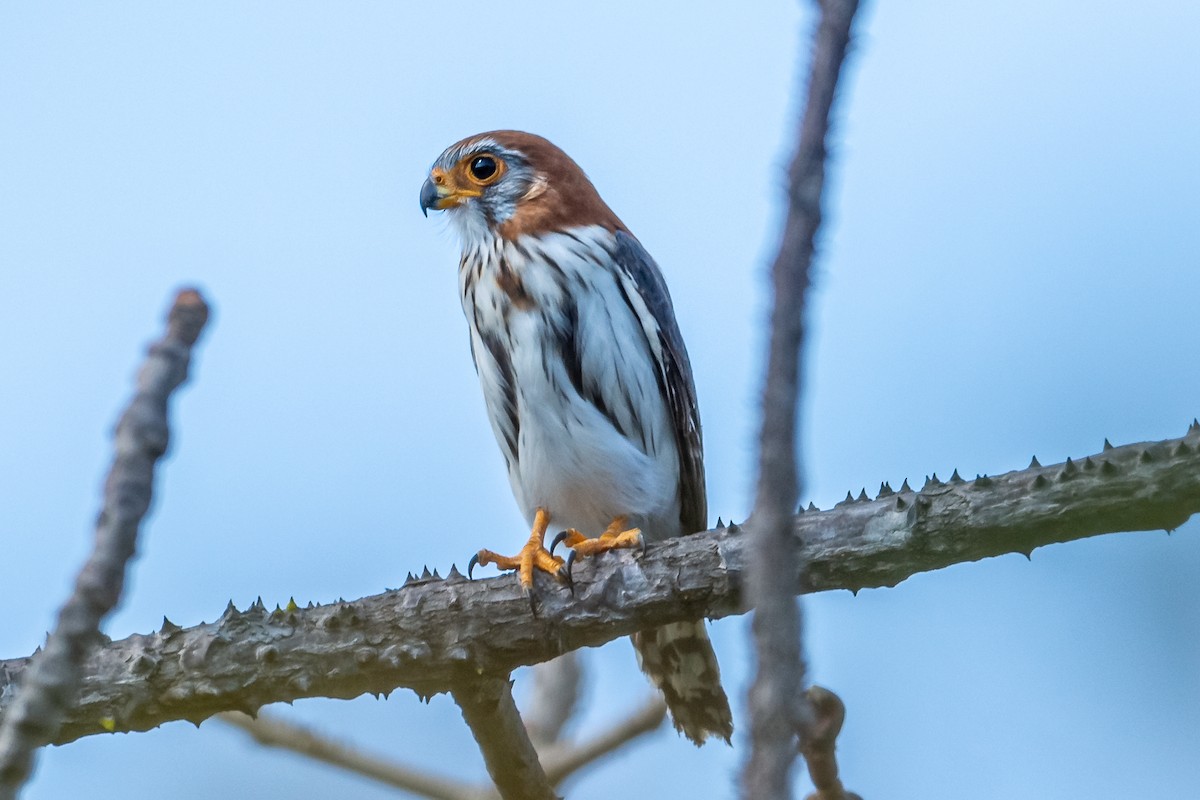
[800,687,861,800]
[0,289,210,799]
[539,696,666,787]
[219,710,481,800]
[746,0,862,796]
[452,678,558,800]
[0,425,1196,747]
[218,693,665,799]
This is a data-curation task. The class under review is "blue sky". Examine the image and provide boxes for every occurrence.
[1,2,1197,797]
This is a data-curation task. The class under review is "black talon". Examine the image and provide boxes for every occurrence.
[561,559,575,595]
[467,554,480,581]
[564,549,579,587]
[522,580,541,615]
[550,530,570,557]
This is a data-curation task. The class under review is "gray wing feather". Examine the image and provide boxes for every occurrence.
[610,231,707,537]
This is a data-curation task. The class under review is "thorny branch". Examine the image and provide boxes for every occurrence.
[0,289,210,800]
[746,0,861,797]
[1,424,1195,747]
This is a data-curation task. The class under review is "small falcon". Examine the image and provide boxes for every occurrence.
[420,130,732,745]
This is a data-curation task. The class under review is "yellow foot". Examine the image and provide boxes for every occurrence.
[549,516,644,583]
[467,508,565,591]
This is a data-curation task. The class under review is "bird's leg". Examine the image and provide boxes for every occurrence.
[550,516,644,584]
[468,507,565,590]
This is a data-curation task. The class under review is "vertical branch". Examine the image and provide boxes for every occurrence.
[0,289,210,799]
[744,2,861,798]
[452,678,559,800]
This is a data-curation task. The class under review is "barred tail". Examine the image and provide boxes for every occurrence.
[632,621,733,746]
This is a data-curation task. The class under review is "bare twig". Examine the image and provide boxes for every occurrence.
[219,710,482,800]
[1,425,1196,744]
[745,1,861,797]
[219,694,665,799]
[800,687,861,800]
[540,696,667,786]
[522,654,582,747]
[0,289,209,799]
[452,678,558,800]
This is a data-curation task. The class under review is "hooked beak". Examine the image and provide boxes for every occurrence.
[420,168,482,217]
[419,177,440,218]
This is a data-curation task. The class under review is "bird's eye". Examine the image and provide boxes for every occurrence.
[468,155,500,184]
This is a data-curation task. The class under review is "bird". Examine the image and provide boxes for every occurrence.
[420,130,732,745]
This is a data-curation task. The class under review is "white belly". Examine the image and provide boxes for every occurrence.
[505,310,674,534]
[461,226,682,539]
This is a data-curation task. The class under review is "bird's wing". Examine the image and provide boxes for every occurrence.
[599,230,706,536]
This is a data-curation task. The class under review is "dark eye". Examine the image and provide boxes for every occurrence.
[469,155,498,182]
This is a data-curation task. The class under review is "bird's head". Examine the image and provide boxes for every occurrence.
[420,130,623,246]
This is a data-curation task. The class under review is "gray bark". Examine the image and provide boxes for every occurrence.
[746,0,861,797]
[0,426,1195,747]
[452,679,558,800]
[0,289,210,799]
